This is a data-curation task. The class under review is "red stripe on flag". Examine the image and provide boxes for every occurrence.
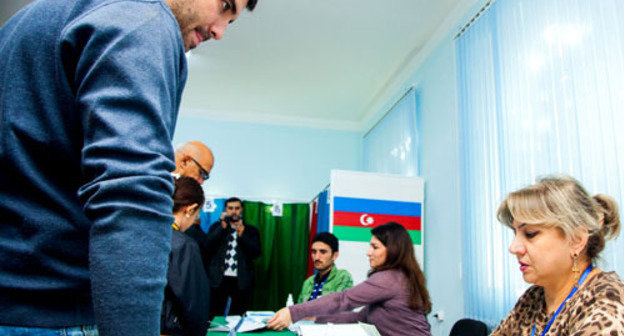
[333,211,421,231]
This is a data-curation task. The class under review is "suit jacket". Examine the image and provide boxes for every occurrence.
[161,230,210,336]
[205,221,261,290]
[184,224,211,278]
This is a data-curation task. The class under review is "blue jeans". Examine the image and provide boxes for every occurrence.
[0,325,98,336]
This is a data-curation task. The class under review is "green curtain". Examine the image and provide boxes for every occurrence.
[242,201,310,311]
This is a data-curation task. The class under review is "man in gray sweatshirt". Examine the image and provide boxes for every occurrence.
[0,0,256,335]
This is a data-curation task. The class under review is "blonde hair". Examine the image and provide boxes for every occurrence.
[497,175,620,262]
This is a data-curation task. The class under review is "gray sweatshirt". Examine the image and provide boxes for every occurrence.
[0,0,185,334]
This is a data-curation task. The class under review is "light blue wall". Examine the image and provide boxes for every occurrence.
[417,41,463,336]
[363,38,464,336]
[172,116,361,201]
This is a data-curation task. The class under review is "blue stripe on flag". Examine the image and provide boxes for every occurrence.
[333,197,422,217]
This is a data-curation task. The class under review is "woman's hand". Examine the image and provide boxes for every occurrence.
[266,307,292,331]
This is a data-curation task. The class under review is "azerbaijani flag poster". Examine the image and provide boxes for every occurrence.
[332,196,422,245]
[328,170,424,283]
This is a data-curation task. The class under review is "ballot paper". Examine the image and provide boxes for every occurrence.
[208,312,275,333]
[295,322,381,336]
[288,319,315,333]
[246,311,276,323]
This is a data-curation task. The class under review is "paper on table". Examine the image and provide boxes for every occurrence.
[207,321,230,332]
[226,316,267,333]
[288,319,315,333]
[208,315,267,333]
[246,311,276,323]
[358,323,382,336]
[297,323,380,336]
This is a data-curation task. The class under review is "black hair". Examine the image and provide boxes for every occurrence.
[311,232,339,253]
[370,222,431,313]
[246,0,258,11]
[225,197,243,208]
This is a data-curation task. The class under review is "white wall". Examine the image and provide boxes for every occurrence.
[173,115,361,201]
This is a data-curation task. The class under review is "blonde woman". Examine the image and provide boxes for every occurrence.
[492,175,624,335]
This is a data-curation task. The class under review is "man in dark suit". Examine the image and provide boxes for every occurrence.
[205,197,261,317]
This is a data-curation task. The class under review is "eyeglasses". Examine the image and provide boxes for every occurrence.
[189,157,210,181]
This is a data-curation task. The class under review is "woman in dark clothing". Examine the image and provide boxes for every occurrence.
[267,222,432,336]
[161,177,210,336]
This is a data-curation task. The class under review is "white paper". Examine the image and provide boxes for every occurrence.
[246,311,275,323]
[226,316,267,333]
[297,323,380,336]
[207,314,275,333]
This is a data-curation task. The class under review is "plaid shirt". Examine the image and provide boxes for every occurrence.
[298,266,353,303]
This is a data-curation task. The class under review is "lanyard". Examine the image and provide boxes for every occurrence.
[531,265,594,336]
[309,275,329,301]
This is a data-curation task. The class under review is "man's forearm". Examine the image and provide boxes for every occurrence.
[89,202,172,335]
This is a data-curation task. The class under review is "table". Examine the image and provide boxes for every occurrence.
[206,317,296,336]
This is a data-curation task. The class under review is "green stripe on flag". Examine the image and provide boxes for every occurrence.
[333,226,371,242]
[408,230,422,245]
[333,226,421,245]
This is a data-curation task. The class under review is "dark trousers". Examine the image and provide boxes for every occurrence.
[209,276,251,319]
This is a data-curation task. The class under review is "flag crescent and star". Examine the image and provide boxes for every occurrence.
[333,196,422,244]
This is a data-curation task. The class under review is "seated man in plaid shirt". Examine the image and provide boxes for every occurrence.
[298,232,353,303]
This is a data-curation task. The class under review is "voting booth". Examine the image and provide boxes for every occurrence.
[312,170,425,285]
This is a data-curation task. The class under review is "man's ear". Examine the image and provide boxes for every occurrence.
[331,251,339,262]
[180,154,191,168]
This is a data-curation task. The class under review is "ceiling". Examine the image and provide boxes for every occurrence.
[2,0,478,131]
[182,0,474,130]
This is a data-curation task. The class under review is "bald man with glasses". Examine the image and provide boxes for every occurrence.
[173,141,214,185]
[172,140,216,296]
